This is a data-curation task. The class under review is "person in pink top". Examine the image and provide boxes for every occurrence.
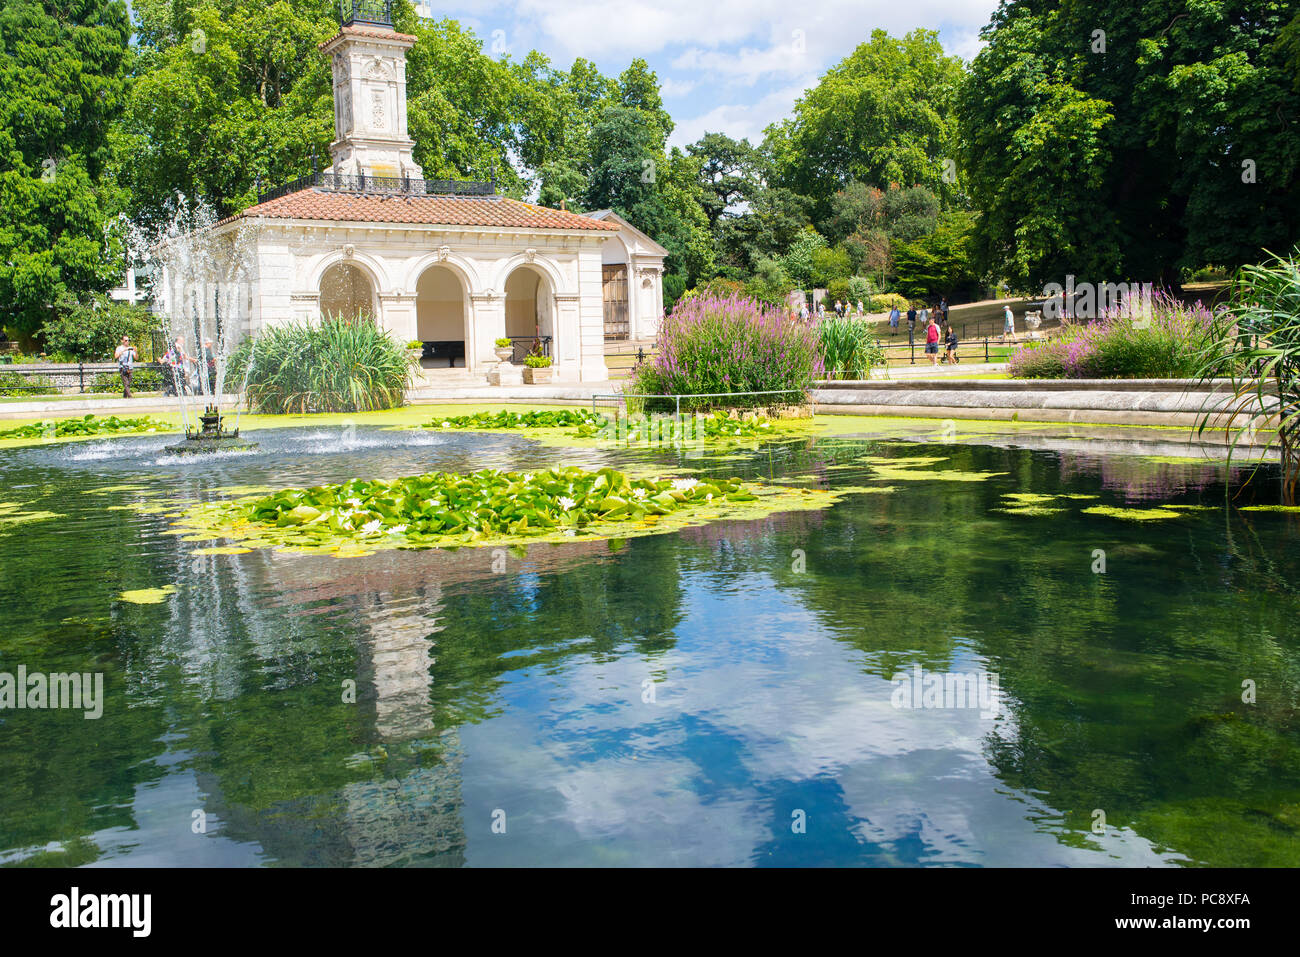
[925,315,940,365]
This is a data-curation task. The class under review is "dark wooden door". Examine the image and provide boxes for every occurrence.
[602,264,629,340]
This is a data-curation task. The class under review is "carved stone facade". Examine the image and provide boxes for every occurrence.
[321,27,422,180]
[199,22,664,385]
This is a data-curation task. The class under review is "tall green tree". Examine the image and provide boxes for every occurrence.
[958,0,1300,290]
[122,0,337,221]
[123,2,534,219]
[770,29,966,218]
[686,132,763,232]
[0,0,131,340]
[512,55,616,208]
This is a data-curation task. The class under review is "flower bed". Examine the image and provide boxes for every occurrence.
[631,293,820,409]
[1009,294,1217,379]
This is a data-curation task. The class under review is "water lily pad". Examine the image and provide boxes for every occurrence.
[157,464,846,558]
[192,546,252,555]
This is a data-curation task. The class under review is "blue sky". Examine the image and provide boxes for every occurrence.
[414,0,1000,148]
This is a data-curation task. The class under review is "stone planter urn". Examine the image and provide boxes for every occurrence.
[494,346,514,364]
[1024,312,1042,331]
[523,365,552,384]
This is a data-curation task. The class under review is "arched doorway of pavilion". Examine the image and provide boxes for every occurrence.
[318,262,376,321]
[414,264,469,368]
[502,264,555,365]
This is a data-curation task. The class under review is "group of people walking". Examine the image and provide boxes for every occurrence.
[793,292,1020,368]
[885,297,960,365]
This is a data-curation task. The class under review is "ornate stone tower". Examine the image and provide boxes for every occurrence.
[320,1,423,181]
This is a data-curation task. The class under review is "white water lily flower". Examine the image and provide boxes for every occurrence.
[347,497,364,509]
[671,478,699,491]
[441,420,451,428]
[558,496,576,511]
[632,488,648,500]
[706,493,713,502]
[388,524,408,535]
[760,422,771,429]
[360,519,382,534]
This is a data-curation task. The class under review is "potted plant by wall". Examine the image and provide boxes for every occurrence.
[494,337,514,363]
[523,353,553,384]
[407,340,424,363]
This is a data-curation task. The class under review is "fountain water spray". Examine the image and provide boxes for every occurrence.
[125,194,260,454]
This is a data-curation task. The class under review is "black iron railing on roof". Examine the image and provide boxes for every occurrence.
[255,170,497,206]
[339,0,392,27]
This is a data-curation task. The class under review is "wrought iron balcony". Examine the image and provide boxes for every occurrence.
[339,0,393,27]
[255,169,497,205]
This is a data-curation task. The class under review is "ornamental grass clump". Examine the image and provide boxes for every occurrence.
[1195,250,1300,503]
[229,314,414,414]
[817,314,885,378]
[1009,293,1217,379]
[630,293,821,409]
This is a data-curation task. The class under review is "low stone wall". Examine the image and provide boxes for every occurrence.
[812,379,1275,429]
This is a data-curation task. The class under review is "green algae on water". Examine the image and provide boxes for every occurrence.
[1081,506,1187,522]
[993,505,1067,517]
[0,502,64,528]
[117,585,177,605]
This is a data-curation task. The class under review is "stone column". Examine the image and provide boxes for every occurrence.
[635,266,663,339]
[378,293,417,344]
[625,254,638,341]
[470,291,514,382]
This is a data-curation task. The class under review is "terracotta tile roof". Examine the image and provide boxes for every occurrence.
[320,25,418,47]
[226,189,622,232]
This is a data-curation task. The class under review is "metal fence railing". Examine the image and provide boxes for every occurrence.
[0,362,168,395]
[505,336,551,364]
[862,336,1028,367]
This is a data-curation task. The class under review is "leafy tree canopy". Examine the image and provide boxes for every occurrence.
[0,0,131,339]
[958,0,1300,290]
[770,29,966,219]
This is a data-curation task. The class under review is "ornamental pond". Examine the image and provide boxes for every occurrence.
[0,411,1297,867]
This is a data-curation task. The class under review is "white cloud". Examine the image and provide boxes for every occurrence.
[659,77,698,97]
[669,78,817,148]
[445,0,997,62]
[438,0,1000,143]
